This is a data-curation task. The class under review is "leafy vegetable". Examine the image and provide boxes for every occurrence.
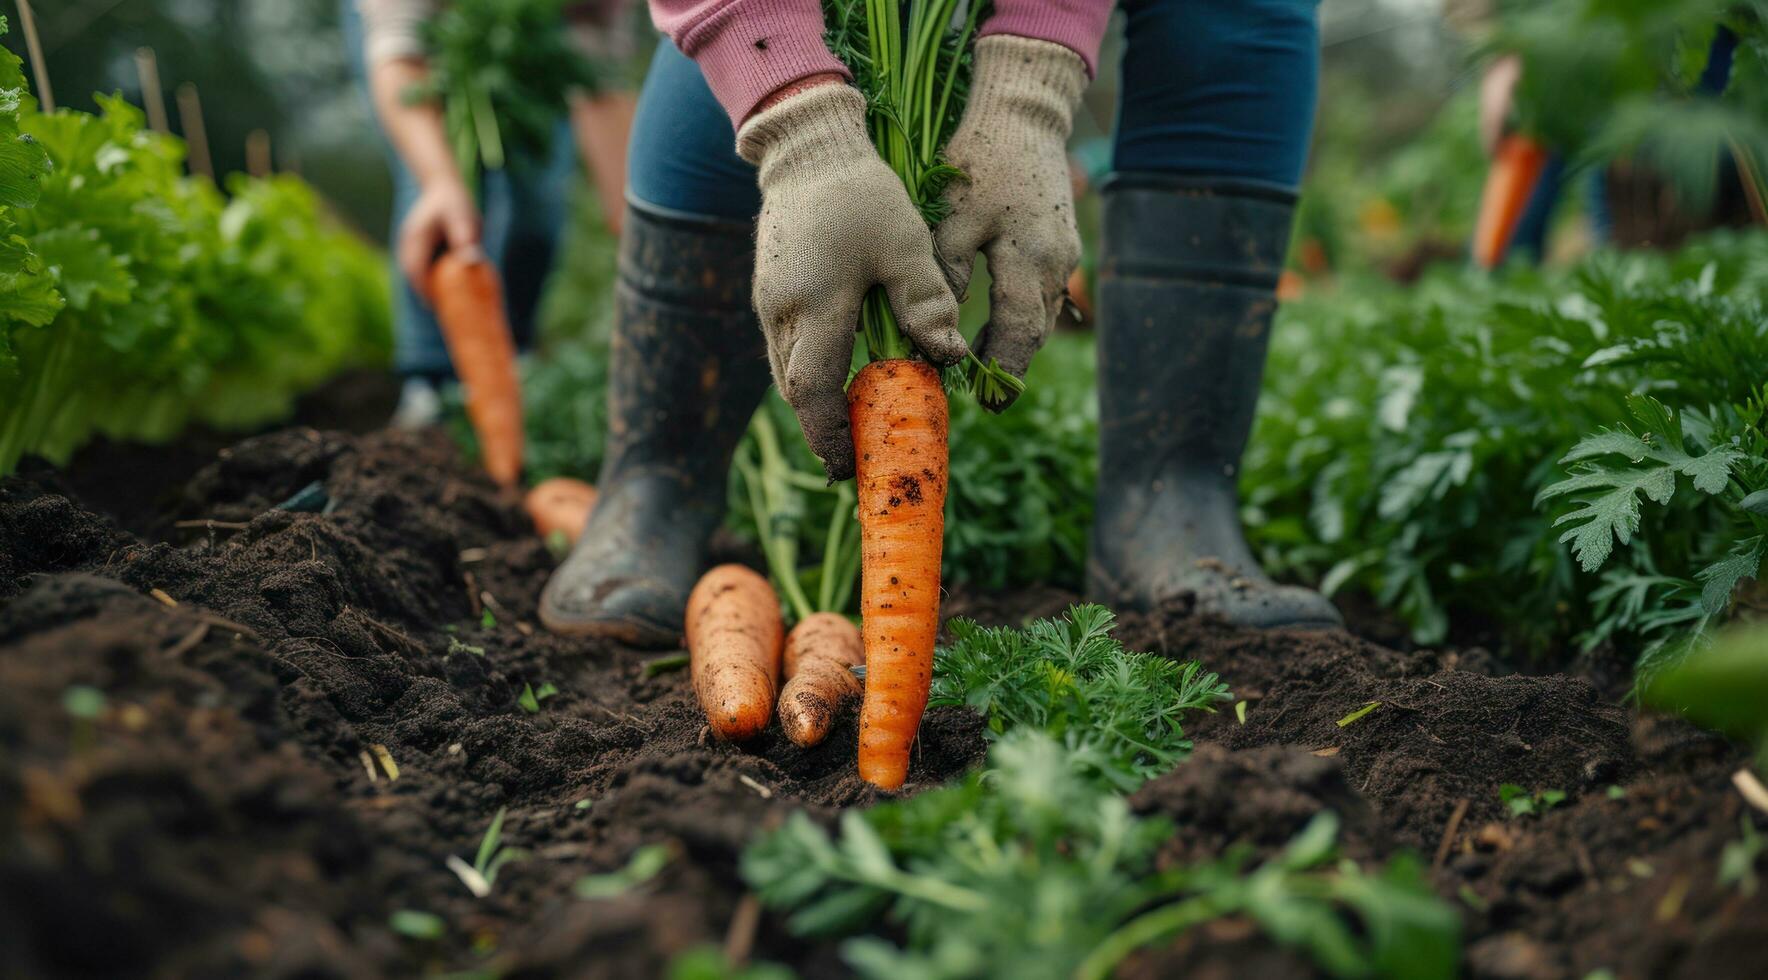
[0,23,389,474]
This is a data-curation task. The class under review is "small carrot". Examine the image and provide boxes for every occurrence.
[686,564,784,742]
[524,477,597,544]
[428,251,524,488]
[1472,133,1550,270]
[848,359,947,789]
[778,612,864,748]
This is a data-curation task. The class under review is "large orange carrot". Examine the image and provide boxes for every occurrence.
[778,612,864,748]
[428,251,524,488]
[524,476,597,545]
[848,359,947,789]
[687,564,783,742]
[1472,133,1550,270]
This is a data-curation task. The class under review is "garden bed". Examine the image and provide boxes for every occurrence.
[3,425,1765,979]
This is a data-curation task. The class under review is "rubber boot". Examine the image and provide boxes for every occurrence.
[539,201,771,646]
[1087,174,1341,630]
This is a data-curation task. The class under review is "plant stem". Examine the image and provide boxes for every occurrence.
[1073,894,1231,980]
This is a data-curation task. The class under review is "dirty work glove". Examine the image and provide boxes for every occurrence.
[738,83,967,482]
[934,35,1089,410]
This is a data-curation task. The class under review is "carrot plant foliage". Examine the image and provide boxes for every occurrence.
[1248,235,1768,676]
[742,613,1457,980]
[929,603,1228,790]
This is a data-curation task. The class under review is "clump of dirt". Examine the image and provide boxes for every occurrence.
[1,428,983,979]
[1117,600,1766,980]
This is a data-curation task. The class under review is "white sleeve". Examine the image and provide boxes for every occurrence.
[357,0,441,64]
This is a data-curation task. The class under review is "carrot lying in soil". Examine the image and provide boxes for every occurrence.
[524,477,597,544]
[687,564,783,742]
[778,612,864,748]
[1472,133,1550,270]
[848,359,948,789]
[428,251,524,489]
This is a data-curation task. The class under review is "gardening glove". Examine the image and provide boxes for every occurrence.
[934,35,1089,410]
[738,82,967,482]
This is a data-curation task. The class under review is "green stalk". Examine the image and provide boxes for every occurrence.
[817,482,858,613]
[1073,894,1232,980]
[468,82,505,170]
[845,0,1027,409]
[745,413,818,623]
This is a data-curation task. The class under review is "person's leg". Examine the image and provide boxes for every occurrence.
[540,43,769,645]
[490,123,575,351]
[1090,0,1339,628]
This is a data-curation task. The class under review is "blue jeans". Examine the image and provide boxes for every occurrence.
[342,1,575,379]
[627,0,1322,217]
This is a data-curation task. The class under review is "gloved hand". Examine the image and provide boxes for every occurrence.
[934,35,1089,409]
[738,82,967,482]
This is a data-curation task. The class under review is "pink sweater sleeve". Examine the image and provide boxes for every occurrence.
[648,0,851,125]
[981,0,1113,76]
[649,0,1112,127]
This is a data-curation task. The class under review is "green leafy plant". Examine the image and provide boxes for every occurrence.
[1245,234,1768,671]
[745,732,1458,980]
[573,843,672,899]
[0,19,389,475]
[517,681,559,713]
[1641,620,1768,763]
[1499,784,1569,819]
[447,806,528,897]
[929,603,1229,790]
[415,0,598,187]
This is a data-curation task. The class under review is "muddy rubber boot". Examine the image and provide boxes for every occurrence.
[1087,174,1341,630]
[539,201,771,647]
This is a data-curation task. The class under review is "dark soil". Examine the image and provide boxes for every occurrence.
[3,425,1765,979]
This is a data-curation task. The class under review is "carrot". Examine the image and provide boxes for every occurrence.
[524,477,597,545]
[1471,133,1550,270]
[428,251,524,488]
[686,564,784,742]
[848,359,947,789]
[778,612,864,748]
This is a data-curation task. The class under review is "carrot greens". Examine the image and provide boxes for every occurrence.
[823,0,1023,407]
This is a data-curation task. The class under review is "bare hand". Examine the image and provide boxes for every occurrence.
[398,179,482,301]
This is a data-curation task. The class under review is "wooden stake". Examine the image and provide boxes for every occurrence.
[16,0,53,111]
[174,82,213,180]
[134,47,169,133]
[246,128,271,177]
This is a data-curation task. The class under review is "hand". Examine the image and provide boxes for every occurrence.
[933,35,1088,410]
[398,178,482,301]
[737,82,966,481]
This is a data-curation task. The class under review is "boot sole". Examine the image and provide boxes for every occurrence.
[537,606,683,649]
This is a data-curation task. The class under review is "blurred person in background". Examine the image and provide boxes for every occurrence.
[345,0,640,425]
[539,0,1344,645]
[1457,0,1744,266]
